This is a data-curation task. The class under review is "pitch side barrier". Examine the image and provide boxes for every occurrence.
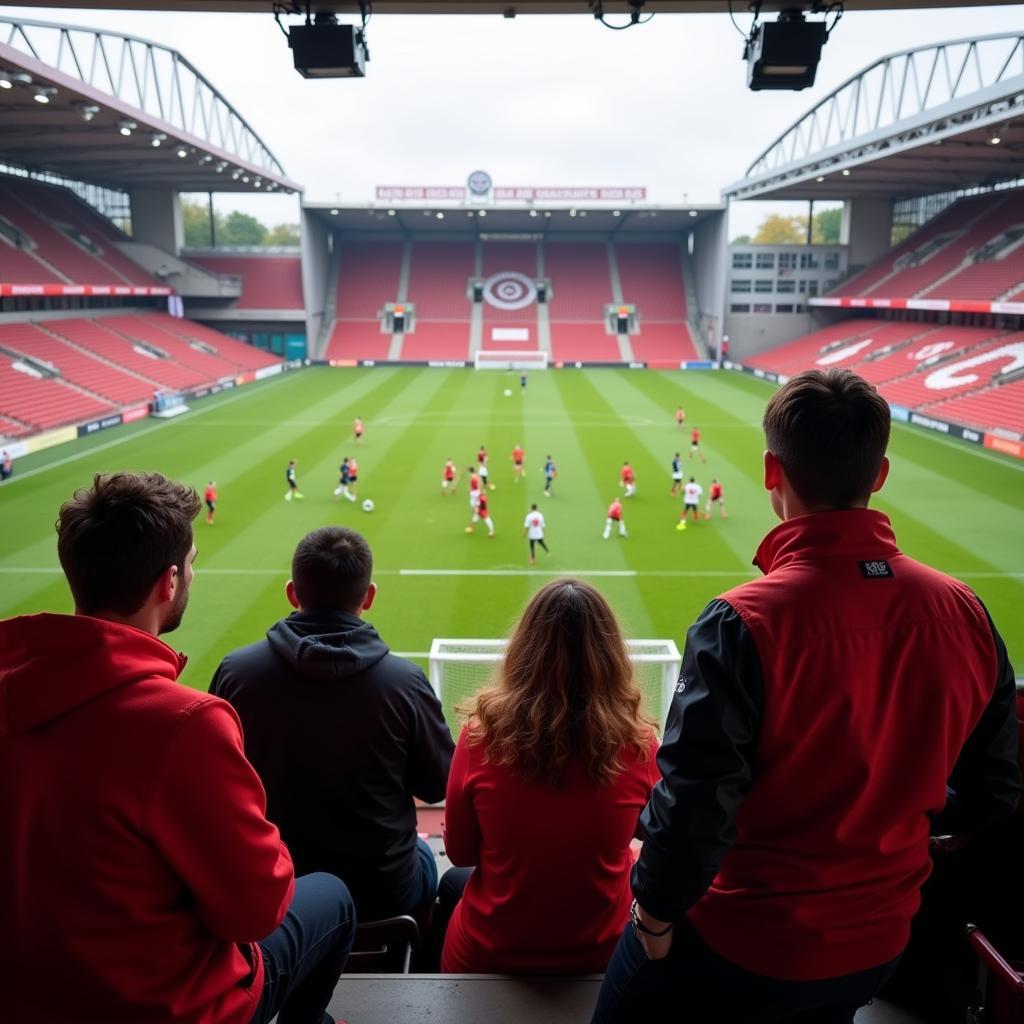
[724,362,1024,462]
[315,359,717,370]
[0,359,304,461]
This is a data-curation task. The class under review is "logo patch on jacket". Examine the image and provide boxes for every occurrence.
[859,559,894,579]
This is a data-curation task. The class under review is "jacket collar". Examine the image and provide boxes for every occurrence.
[753,509,899,575]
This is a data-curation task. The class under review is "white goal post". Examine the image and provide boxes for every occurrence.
[429,637,682,725]
[474,350,549,371]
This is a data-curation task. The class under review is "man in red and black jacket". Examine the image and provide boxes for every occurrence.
[593,369,1020,1023]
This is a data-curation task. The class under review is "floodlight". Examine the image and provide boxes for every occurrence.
[989,127,1002,145]
[746,10,828,91]
[73,102,100,121]
[387,209,396,217]
[688,210,699,217]
[150,132,167,147]
[478,210,486,218]
[0,70,32,89]
[33,85,56,104]
[288,14,367,79]
[529,209,538,218]
[841,168,851,176]
[118,119,137,136]
[435,211,444,220]
[330,208,340,215]
[177,146,189,158]
[216,161,228,172]
[613,210,621,217]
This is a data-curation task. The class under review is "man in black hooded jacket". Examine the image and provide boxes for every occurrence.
[211,526,454,920]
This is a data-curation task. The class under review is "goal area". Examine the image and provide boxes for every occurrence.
[429,638,682,726]
[473,350,549,371]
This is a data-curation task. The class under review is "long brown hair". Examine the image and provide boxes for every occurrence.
[461,578,656,787]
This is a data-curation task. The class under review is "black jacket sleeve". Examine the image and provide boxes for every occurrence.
[931,609,1021,835]
[405,670,455,805]
[632,599,764,922]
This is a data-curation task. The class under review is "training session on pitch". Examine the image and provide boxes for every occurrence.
[0,2,1022,1022]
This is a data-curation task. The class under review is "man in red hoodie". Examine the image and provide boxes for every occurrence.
[0,472,356,1024]
[593,369,1020,1023]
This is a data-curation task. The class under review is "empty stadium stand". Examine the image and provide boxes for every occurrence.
[407,241,474,320]
[401,322,469,362]
[326,240,404,361]
[549,323,620,363]
[186,254,304,310]
[928,380,1024,435]
[745,319,878,374]
[0,360,112,432]
[545,242,617,363]
[99,315,252,378]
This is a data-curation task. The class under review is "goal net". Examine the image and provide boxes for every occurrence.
[474,350,549,371]
[429,637,682,728]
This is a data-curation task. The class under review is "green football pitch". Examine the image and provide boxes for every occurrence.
[2,366,1022,709]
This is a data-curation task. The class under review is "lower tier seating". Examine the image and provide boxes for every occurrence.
[325,321,393,361]
[926,380,1024,435]
[550,324,620,363]
[0,361,112,431]
[631,323,700,366]
[401,324,470,362]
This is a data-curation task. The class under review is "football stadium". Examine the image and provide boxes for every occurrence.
[1,3,1022,1023]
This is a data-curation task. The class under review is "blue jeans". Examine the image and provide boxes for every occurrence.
[398,836,439,917]
[251,872,356,1024]
[591,918,900,1024]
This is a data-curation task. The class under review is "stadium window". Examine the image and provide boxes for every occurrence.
[808,280,819,296]
[732,279,752,293]
[754,279,773,293]
[798,280,807,293]
[732,252,753,269]
[800,252,819,269]
[729,303,752,313]
[824,252,840,270]
[778,252,797,269]
[753,303,772,314]
[825,279,839,291]
[775,303,795,313]
[776,280,796,293]
[755,253,776,269]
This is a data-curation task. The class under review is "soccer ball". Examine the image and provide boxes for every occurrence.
[503,388,512,397]
[361,498,375,513]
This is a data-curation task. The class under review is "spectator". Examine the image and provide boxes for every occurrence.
[440,578,659,973]
[593,369,1020,1023]
[211,526,453,921]
[0,472,355,1024]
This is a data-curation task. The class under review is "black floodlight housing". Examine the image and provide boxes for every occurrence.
[289,15,367,79]
[746,10,828,91]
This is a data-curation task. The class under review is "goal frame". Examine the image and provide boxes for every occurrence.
[473,350,549,371]
[429,637,682,723]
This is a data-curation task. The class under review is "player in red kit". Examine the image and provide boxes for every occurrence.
[690,427,707,463]
[204,481,217,525]
[705,479,727,519]
[511,445,525,483]
[466,491,494,537]
[353,417,364,443]
[603,498,627,540]
[442,459,457,495]
[620,462,636,498]
[676,406,686,429]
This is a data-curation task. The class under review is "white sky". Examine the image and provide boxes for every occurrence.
[3,4,1022,237]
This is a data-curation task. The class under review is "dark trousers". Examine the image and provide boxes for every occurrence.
[400,835,440,916]
[251,872,356,1024]
[591,918,900,1024]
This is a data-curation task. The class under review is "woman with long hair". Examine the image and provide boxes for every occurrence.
[440,578,660,974]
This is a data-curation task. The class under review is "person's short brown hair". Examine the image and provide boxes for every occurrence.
[57,472,200,615]
[763,368,891,509]
[291,527,373,611]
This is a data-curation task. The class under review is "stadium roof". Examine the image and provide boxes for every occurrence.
[2,2,1015,11]
[0,18,301,194]
[304,202,722,235]
[724,32,1024,202]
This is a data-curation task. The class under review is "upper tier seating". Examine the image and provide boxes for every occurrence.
[549,323,620,363]
[922,242,1024,302]
[0,360,112,431]
[0,322,151,405]
[869,193,1024,299]
[0,237,62,284]
[8,179,155,286]
[0,183,135,285]
[853,325,999,385]
[46,318,206,391]
[325,321,393,362]
[833,196,992,297]
[927,379,1024,435]
[336,241,403,319]
[186,255,304,310]
[407,242,474,320]
[616,242,688,322]
[545,242,612,322]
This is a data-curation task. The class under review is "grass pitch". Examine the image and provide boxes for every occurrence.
[2,367,1021,711]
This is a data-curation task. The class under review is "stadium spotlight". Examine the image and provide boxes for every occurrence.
[73,102,100,121]
[231,168,242,180]
[478,210,486,218]
[176,145,189,158]
[118,119,137,136]
[815,175,825,182]
[435,211,445,219]
[688,209,699,217]
[150,132,167,147]
[33,85,56,104]
[529,209,538,217]
[330,208,340,215]
[989,126,1002,145]
[613,210,621,217]
[387,209,396,216]
[284,9,368,79]
[241,175,250,183]
[841,168,851,175]
[216,161,228,172]
[0,72,10,90]
[744,7,836,92]
[0,70,32,89]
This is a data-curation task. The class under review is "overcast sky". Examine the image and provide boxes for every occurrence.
[2,4,1021,236]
